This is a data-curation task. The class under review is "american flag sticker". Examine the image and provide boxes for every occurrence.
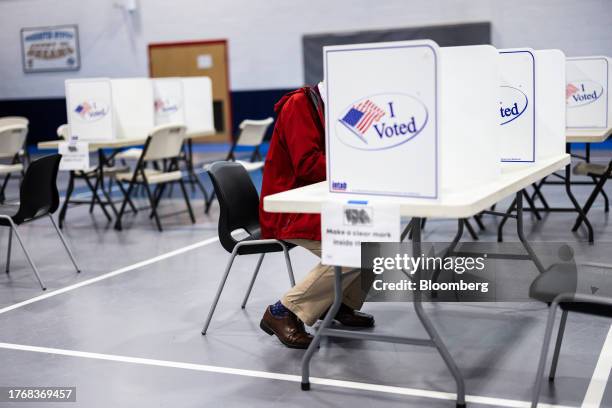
[339,100,385,144]
[566,83,579,100]
[75,102,92,117]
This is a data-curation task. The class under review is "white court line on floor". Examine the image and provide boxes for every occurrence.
[582,324,612,408]
[0,342,574,408]
[0,236,219,316]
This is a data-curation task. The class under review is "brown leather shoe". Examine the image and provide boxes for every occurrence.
[320,303,375,328]
[260,307,313,349]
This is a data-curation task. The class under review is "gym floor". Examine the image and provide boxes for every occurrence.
[0,149,611,408]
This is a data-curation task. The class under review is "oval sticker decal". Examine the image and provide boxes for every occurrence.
[335,93,428,151]
[73,101,109,122]
[154,98,180,115]
[499,86,528,126]
[566,80,604,108]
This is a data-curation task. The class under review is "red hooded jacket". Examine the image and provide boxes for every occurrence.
[259,87,325,241]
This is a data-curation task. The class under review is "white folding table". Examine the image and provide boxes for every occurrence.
[264,153,570,408]
[524,128,612,243]
[38,130,214,228]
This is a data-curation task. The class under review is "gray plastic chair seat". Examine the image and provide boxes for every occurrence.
[530,264,612,317]
[234,228,296,255]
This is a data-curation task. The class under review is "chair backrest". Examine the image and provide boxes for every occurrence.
[0,116,29,127]
[235,117,273,147]
[0,124,28,158]
[143,124,187,161]
[13,154,61,224]
[207,161,261,253]
[57,124,69,139]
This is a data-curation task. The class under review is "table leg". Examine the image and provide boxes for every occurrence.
[59,171,75,229]
[515,191,546,274]
[301,264,343,390]
[412,218,466,407]
[564,143,594,243]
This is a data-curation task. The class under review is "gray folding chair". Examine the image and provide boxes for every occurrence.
[530,245,612,407]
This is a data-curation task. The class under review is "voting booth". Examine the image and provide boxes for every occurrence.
[153,78,185,126]
[566,56,612,130]
[498,48,566,164]
[152,76,215,136]
[65,78,115,141]
[324,40,500,199]
[181,77,215,136]
[65,78,155,141]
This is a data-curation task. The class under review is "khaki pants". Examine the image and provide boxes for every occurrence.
[281,239,370,326]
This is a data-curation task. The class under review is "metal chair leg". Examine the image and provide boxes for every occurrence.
[202,248,238,335]
[532,300,561,408]
[143,181,163,232]
[178,179,196,224]
[4,219,45,290]
[48,214,81,273]
[5,228,11,274]
[282,245,296,286]
[241,253,265,309]
[549,309,568,381]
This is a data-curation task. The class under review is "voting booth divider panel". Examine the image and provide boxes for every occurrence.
[65,78,116,141]
[438,45,500,192]
[498,48,536,164]
[566,56,612,132]
[535,49,566,160]
[181,77,215,137]
[324,39,502,199]
[65,76,214,141]
[153,78,185,126]
[110,78,155,140]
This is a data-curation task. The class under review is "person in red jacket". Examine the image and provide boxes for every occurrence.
[259,83,374,349]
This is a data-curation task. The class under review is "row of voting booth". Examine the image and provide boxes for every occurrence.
[324,39,611,199]
[65,76,215,141]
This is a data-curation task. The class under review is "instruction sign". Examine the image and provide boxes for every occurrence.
[322,200,400,267]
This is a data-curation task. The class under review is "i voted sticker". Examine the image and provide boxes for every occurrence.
[499,86,528,125]
[336,93,428,151]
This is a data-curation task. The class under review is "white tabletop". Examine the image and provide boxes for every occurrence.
[37,130,215,151]
[264,154,570,219]
[38,137,146,151]
[566,127,612,143]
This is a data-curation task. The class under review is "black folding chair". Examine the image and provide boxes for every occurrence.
[113,124,195,232]
[201,161,295,335]
[0,154,81,290]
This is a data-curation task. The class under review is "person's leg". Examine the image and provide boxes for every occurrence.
[281,239,369,326]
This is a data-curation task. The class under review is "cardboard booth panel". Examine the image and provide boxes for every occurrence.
[153,78,185,126]
[439,45,499,192]
[110,78,155,139]
[535,49,566,160]
[65,78,115,141]
[324,40,439,198]
[566,56,611,129]
[499,48,536,163]
[181,77,215,136]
